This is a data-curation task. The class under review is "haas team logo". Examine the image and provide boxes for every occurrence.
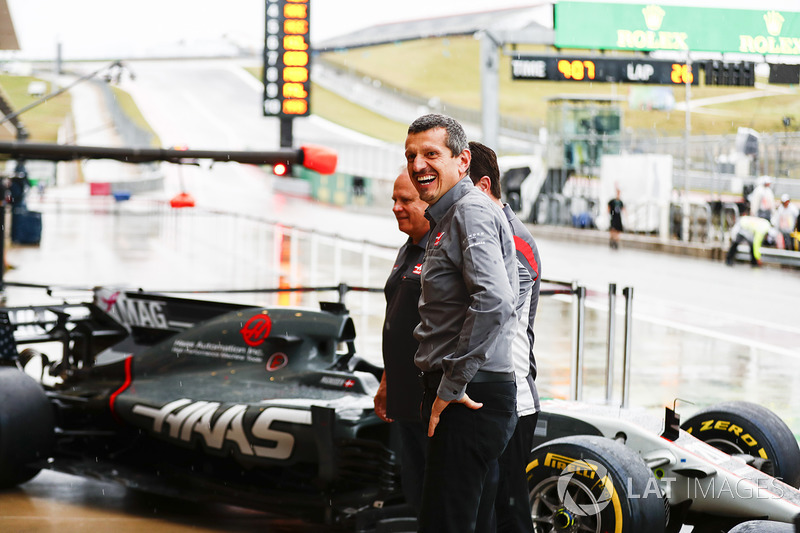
[266,352,288,371]
[241,314,272,347]
[100,291,121,312]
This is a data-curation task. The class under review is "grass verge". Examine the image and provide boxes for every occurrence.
[244,66,407,144]
[110,85,161,147]
[321,36,800,136]
[0,75,71,142]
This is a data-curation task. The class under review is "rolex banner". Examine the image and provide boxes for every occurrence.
[554,2,800,56]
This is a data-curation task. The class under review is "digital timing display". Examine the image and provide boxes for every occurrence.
[263,0,311,117]
[511,55,697,85]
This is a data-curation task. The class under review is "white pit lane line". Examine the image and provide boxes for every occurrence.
[553,293,800,359]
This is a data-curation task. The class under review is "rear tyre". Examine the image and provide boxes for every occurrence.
[0,366,54,488]
[681,401,800,487]
[527,435,667,533]
[727,520,795,533]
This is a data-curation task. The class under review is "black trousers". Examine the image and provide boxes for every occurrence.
[726,234,757,265]
[418,380,517,533]
[396,420,427,515]
[781,231,796,251]
[495,412,539,533]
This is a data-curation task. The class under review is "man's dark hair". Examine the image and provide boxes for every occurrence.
[467,141,502,199]
[408,114,468,157]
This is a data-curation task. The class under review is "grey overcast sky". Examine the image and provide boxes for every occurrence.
[5,0,535,59]
[5,1,800,60]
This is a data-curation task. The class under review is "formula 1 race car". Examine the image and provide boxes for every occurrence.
[0,287,403,531]
[1,286,800,533]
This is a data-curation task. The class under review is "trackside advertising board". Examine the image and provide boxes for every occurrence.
[554,2,800,55]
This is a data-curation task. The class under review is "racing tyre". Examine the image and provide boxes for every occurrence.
[681,401,800,487]
[727,520,795,532]
[0,366,54,488]
[527,435,667,533]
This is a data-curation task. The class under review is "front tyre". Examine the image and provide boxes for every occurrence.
[681,401,800,487]
[527,435,667,533]
[0,366,54,488]
[727,520,795,532]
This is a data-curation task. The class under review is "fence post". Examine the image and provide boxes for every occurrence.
[570,284,586,401]
[272,225,283,288]
[309,232,319,287]
[290,227,300,287]
[333,238,342,284]
[361,241,370,313]
[621,286,634,408]
[605,283,617,404]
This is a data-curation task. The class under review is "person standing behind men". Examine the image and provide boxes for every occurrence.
[608,186,624,249]
[406,114,519,533]
[373,167,429,514]
[469,141,540,533]
[749,175,776,221]
[773,194,798,250]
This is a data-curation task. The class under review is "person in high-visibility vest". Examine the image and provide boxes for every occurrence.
[725,213,774,266]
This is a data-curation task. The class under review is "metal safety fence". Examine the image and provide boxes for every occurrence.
[7,196,634,404]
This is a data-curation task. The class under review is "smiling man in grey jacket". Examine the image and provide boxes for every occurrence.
[405,113,519,533]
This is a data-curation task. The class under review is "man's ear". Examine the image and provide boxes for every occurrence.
[476,176,492,193]
[458,149,471,176]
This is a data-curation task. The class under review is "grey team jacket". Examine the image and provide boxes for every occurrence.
[413,176,519,402]
[503,203,542,416]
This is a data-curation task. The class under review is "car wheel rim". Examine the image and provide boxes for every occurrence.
[530,475,601,532]
[705,437,746,455]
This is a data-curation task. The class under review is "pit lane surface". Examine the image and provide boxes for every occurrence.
[0,471,329,532]
[1,58,798,531]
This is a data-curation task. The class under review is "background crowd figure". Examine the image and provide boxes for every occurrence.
[726,175,799,267]
[604,174,797,264]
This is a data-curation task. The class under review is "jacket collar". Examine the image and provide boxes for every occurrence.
[407,231,430,250]
[424,176,474,226]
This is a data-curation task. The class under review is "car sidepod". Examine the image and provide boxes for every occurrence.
[89,305,398,523]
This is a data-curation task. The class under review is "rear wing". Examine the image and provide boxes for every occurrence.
[92,288,253,346]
